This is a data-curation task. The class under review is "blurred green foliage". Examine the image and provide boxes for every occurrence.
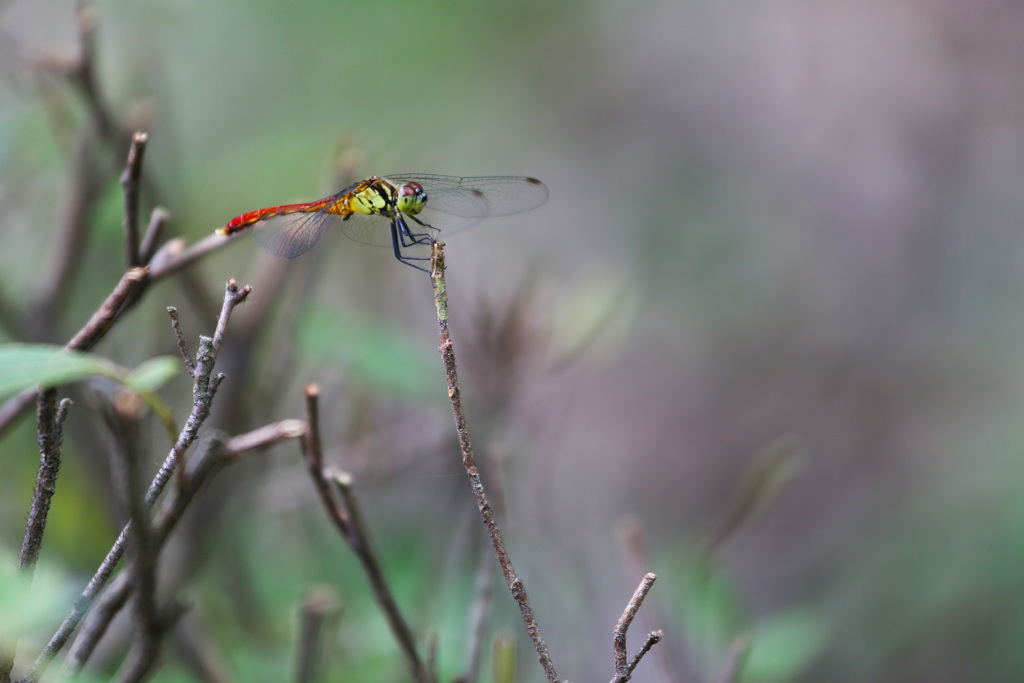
[3,0,1024,681]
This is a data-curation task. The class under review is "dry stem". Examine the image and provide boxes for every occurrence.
[301,385,432,682]
[429,241,559,683]
[121,131,148,267]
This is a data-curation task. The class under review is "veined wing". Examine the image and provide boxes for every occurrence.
[338,211,426,247]
[252,210,340,259]
[385,174,549,218]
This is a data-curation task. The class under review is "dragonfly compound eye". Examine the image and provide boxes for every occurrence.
[396,182,427,215]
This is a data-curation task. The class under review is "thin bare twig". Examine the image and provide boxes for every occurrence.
[301,385,350,536]
[69,6,117,144]
[116,602,189,683]
[60,419,307,678]
[109,389,162,682]
[302,385,431,682]
[429,241,559,683]
[223,420,307,456]
[167,307,196,376]
[121,132,148,268]
[459,447,511,683]
[148,233,232,281]
[295,587,341,683]
[69,266,150,351]
[330,467,432,683]
[1,397,69,683]
[139,207,169,265]
[612,572,658,682]
[621,631,663,682]
[21,280,252,683]
[615,517,681,683]
[30,5,125,339]
[18,393,72,574]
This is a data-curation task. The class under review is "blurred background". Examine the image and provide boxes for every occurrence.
[2,0,1024,681]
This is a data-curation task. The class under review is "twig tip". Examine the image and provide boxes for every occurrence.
[279,419,309,439]
[330,469,353,487]
[125,266,149,282]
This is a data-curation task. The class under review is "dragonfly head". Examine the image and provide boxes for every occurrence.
[396,182,427,216]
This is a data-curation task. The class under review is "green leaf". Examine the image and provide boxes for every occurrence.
[0,343,123,398]
[124,356,181,394]
[0,344,181,439]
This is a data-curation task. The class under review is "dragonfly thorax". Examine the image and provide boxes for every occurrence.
[395,181,427,216]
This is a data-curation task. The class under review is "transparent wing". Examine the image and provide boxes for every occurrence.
[385,174,549,218]
[252,211,340,259]
[337,212,402,247]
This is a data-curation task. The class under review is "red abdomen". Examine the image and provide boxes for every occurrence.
[220,198,334,236]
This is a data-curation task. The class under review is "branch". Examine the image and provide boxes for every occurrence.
[109,389,162,682]
[0,232,244,439]
[459,447,510,683]
[69,6,117,144]
[295,587,341,683]
[68,266,150,352]
[429,242,559,683]
[301,386,349,537]
[31,4,126,338]
[148,233,232,282]
[301,385,431,682]
[330,468,432,683]
[18,393,72,574]
[59,419,307,678]
[138,207,169,265]
[121,131,148,268]
[21,280,252,683]
[0,397,70,683]
[0,266,148,436]
[167,307,196,376]
[614,517,680,682]
[611,573,659,683]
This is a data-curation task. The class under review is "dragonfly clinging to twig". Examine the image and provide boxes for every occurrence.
[218,174,548,271]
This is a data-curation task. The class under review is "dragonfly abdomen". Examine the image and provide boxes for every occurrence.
[218,198,337,236]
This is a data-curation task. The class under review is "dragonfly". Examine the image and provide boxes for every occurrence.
[218,174,548,271]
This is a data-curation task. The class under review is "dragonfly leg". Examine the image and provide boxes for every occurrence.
[390,219,431,273]
[407,214,439,245]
